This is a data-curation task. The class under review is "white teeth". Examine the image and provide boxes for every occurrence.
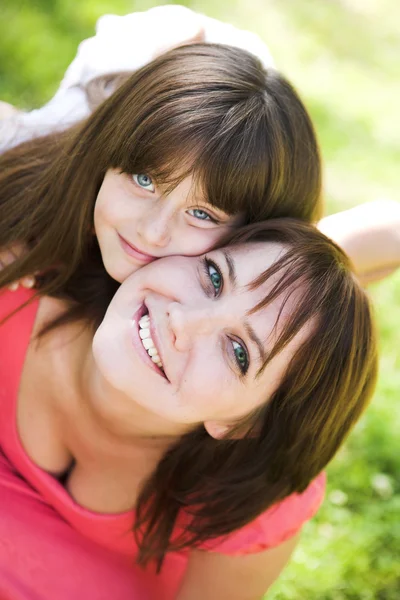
[139,315,150,328]
[138,312,164,370]
[142,338,153,350]
[152,355,162,367]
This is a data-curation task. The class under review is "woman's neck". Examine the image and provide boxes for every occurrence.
[23,295,193,512]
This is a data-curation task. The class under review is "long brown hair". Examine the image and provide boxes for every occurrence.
[0,44,321,313]
[134,219,377,569]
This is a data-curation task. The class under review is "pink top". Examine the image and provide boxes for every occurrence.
[0,288,326,599]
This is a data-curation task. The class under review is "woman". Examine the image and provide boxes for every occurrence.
[0,219,377,599]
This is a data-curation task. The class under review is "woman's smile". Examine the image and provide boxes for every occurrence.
[138,314,163,370]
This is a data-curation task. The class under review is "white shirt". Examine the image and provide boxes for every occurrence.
[0,6,274,152]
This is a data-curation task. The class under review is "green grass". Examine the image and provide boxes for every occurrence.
[1,1,399,597]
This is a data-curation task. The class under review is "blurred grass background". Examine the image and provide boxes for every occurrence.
[1,0,399,598]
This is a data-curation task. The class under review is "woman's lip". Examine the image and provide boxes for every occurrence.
[131,304,169,381]
[118,234,157,264]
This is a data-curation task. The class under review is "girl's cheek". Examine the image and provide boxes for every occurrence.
[193,227,233,255]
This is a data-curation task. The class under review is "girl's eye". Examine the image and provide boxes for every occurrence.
[187,208,217,223]
[132,174,155,192]
[232,340,249,375]
[204,258,223,296]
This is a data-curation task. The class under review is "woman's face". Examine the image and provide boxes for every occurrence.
[92,242,309,432]
[94,169,242,283]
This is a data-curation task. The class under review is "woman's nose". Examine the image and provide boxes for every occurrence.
[137,203,172,248]
[167,303,217,352]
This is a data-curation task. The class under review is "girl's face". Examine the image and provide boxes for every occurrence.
[92,242,309,432]
[94,169,242,283]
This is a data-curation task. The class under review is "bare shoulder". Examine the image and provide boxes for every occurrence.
[17,295,77,475]
[176,534,300,600]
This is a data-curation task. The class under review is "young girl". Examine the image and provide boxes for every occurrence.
[0,219,377,599]
[0,43,321,302]
[2,7,398,288]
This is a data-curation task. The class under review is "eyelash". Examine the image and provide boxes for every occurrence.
[187,208,220,225]
[202,257,249,376]
[203,257,223,297]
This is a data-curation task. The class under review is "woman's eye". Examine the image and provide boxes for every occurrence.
[187,208,216,223]
[232,340,249,375]
[132,174,155,192]
[205,259,223,296]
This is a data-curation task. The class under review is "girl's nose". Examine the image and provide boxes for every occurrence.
[137,203,172,248]
[167,302,217,352]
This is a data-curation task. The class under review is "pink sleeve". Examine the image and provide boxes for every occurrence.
[199,472,326,555]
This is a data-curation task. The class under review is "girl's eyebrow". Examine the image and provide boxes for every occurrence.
[221,249,265,364]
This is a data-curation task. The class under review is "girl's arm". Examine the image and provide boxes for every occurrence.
[318,200,400,286]
[176,535,299,600]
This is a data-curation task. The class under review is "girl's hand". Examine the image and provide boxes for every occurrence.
[0,243,36,291]
[0,101,20,120]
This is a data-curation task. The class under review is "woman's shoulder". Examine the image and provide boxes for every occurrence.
[0,287,39,344]
[0,288,39,426]
[0,286,36,318]
[199,472,326,556]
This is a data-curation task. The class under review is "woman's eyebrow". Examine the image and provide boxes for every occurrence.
[222,249,237,287]
[244,321,266,364]
[221,249,266,364]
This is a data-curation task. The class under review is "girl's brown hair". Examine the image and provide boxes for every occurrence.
[134,219,377,569]
[0,44,321,308]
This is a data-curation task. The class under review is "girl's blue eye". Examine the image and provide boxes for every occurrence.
[188,208,214,222]
[232,341,249,374]
[132,174,155,192]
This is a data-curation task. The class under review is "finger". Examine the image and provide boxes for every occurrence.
[0,101,20,120]
[21,276,35,289]
[187,27,205,44]
[0,251,15,268]
[8,282,19,291]
[153,25,205,60]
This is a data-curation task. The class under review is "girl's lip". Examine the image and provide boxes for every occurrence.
[131,304,169,381]
[118,234,157,264]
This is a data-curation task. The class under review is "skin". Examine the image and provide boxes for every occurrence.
[94,168,242,283]
[176,535,300,600]
[319,199,400,286]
